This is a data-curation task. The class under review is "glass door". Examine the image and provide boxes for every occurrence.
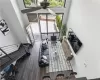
[38,13,63,41]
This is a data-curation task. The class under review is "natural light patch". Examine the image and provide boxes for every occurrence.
[48,0,64,7]
[24,0,32,6]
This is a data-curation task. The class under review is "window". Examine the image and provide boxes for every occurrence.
[48,0,64,7]
[24,0,36,7]
[23,0,65,7]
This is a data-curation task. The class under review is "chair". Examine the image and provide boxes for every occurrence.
[51,36,57,41]
[55,74,65,80]
[42,76,51,80]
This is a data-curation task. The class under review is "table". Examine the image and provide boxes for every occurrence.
[46,41,71,73]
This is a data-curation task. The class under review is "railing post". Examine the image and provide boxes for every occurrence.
[30,25,35,43]
[0,48,12,60]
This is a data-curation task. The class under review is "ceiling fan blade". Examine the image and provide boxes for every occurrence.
[47,8,56,16]
[21,7,41,13]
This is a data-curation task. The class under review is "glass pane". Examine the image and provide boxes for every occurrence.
[55,14,63,31]
[48,0,64,7]
[24,0,36,7]
[37,0,65,7]
[40,14,47,33]
[39,14,63,40]
[47,15,56,33]
[41,33,48,40]
[24,0,65,7]
[47,14,63,33]
[39,14,48,40]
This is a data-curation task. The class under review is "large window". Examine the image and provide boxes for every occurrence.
[38,14,63,40]
[24,0,65,7]
[24,0,36,7]
[48,0,64,7]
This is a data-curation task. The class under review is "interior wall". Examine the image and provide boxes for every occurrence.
[10,0,31,44]
[16,0,29,27]
[62,0,72,25]
[67,0,100,79]
[0,11,20,54]
[0,0,30,43]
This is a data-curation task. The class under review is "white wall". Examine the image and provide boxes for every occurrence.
[0,0,31,56]
[0,0,30,43]
[11,0,29,28]
[10,0,30,43]
[11,0,25,30]
[0,11,20,55]
[62,0,72,25]
[67,0,100,79]
[17,0,29,27]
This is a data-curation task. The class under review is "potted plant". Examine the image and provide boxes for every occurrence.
[60,24,67,42]
[56,15,62,30]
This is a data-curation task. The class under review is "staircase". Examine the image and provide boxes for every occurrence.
[0,44,30,71]
[0,44,20,58]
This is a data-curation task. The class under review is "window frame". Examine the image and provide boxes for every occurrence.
[23,0,66,8]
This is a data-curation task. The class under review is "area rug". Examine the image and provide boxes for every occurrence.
[46,41,72,73]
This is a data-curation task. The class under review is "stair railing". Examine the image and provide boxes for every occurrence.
[0,44,19,60]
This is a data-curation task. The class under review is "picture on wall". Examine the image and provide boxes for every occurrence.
[0,19,10,36]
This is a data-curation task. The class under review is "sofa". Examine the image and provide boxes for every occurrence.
[38,41,49,67]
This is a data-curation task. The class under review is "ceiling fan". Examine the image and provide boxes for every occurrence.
[21,0,56,16]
